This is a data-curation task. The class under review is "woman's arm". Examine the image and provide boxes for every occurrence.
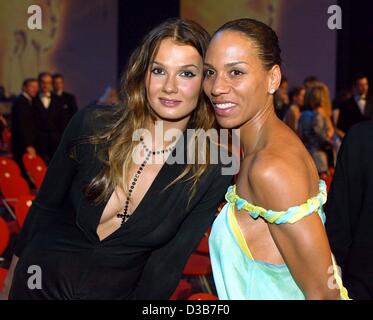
[130,167,232,300]
[1,107,88,299]
[13,107,87,258]
[2,107,92,299]
[250,158,340,299]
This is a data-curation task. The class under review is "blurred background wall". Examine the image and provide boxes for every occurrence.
[0,0,372,107]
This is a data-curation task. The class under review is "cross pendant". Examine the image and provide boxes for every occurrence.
[117,213,131,223]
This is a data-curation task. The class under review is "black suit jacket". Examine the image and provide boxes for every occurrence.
[57,91,78,132]
[337,96,373,133]
[11,94,37,158]
[33,93,65,135]
[326,121,373,299]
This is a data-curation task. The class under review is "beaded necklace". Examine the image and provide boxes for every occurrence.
[116,136,176,225]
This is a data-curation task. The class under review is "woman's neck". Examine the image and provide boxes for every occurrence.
[239,98,277,157]
[144,116,190,150]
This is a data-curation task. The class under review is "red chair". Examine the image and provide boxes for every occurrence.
[169,280,193,300]
[188,293,219,300]
[0,157,21,177]
[0,171,13,180]
[0,217,10,257]
[15,194,36,228]
[196,235,209,255]
[22,153,47,175]
[29,166,46,190]
[0,175,31,199]
[0,268,7,290]
[0,175,32,219]
[182,253,213,295]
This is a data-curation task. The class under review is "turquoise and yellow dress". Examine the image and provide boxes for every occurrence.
[209,180,350,300]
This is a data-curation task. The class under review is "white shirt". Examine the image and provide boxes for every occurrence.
[40,92,51,109]
[355,95,367,115]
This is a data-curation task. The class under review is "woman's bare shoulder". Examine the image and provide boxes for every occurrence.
[247,147,319,211]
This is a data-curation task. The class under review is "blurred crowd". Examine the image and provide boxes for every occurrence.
[275,73,372,176]
[0,75,120,179]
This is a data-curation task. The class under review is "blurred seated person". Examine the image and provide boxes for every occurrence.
[298,85,332,175]
[283,85,305,132]
[53,73,78,131]
[337,73,373,136]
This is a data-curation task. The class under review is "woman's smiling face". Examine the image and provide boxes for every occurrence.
[203,30,276,129]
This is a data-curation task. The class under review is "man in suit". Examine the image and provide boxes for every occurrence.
[11,78,39,185]
[337,74,373,135]
[326,121,373,299]
[52,73,78,133]
[34,72,65,164]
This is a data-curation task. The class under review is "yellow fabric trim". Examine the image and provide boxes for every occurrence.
[331,255,351,300]
[227,203,254,260]
[225,181,327,225]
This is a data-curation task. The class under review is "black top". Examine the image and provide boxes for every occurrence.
[10,104,232,300]
[325,121,373,299]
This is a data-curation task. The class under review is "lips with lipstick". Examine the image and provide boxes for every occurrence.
[159,98,182,107]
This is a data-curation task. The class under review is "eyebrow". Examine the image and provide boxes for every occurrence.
[226,61,249,67]
[204,61,249,68]
[152,61,200,69]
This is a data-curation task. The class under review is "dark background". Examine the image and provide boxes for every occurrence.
[118,0,373,97]
[336,0,373,92]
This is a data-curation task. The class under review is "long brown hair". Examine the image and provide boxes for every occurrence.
[70,18,216,206]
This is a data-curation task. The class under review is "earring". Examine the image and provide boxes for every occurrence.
[269,88,275,94]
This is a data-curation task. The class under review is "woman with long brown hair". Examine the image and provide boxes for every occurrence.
[2,18,232,300]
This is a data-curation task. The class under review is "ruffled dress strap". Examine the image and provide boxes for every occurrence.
[225,180,327,224]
